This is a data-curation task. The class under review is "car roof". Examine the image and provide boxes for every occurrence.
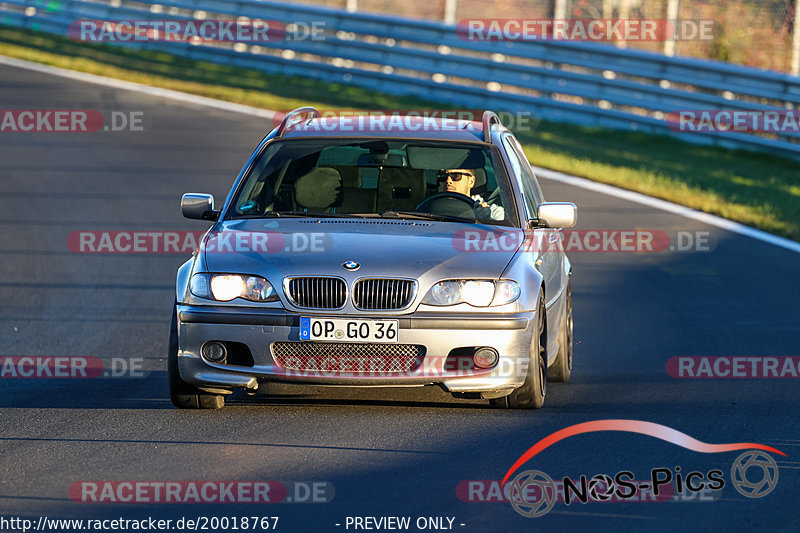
[277,115,504,143]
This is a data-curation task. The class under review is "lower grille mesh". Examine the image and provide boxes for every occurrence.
[272,342,425,373]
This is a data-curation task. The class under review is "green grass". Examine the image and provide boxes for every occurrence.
[2,26,798,241]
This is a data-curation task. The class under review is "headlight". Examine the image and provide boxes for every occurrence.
[428,280,462,306]
[422,280,520,307]
[210,275,245,301]
[190,273,278,302]
[491,280,521,306]
[461,280,495,306]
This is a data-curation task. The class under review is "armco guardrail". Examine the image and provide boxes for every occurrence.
[3,0,800,159]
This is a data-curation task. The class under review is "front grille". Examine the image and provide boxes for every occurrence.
[272,342,425,374]
[285,277,346,309]
[353,278,415,310]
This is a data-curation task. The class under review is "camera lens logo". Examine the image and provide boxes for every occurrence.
[731,451,779,498]
[587,474,615,501]
[508,470,557,518]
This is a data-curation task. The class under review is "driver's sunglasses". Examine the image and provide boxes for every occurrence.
[437,171,472,182]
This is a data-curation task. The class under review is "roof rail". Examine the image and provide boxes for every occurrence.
[481,111,500,143]
[275,106,321,137]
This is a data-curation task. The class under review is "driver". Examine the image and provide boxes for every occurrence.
[437,169,504,220]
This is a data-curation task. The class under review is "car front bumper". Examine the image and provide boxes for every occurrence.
[176,304,537,398]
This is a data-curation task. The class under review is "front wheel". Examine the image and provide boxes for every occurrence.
[168,303,226,409]
[490,296,547,409]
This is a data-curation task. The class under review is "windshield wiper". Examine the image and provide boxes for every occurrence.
[379,210,477,223]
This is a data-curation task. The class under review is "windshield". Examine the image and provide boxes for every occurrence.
[226,139,517,226]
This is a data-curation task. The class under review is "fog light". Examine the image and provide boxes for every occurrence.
[473,347,498,369]
[202,341,227,363]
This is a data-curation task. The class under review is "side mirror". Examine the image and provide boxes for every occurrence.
[534,202,577,229]
[181,193,218,220]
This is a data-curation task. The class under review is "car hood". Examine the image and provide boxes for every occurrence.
[202,219,521,282]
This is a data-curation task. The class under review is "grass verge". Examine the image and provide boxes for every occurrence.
[1,26,798,241]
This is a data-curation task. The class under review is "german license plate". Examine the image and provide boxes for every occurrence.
[299,317,398,343]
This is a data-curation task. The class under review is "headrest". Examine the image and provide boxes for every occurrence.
[324,166,361,188]
[295,167,343,209]
[472,168,487,188]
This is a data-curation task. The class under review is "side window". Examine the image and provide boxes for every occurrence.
[502,134,540,219]
[502,136,523,178]
[510,136,545,204]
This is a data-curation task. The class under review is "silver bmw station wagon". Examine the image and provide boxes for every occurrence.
[169,108,576,409]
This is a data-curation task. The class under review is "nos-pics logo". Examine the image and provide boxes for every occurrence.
[500,420,783,518]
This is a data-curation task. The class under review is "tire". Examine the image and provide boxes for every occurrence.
[548,279,573,382]
[490,295,547,409]
[168,303,225,409]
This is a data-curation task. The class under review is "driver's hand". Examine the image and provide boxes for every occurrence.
[473,200,491,219]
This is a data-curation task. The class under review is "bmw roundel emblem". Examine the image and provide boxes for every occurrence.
[342,260,360,271]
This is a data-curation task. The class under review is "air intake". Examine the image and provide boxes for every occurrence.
[353,278,415,310]
[285,277,347,309]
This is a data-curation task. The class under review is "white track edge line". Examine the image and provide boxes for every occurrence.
[0,54,277,119]
[533,166,800,254]
[2,54,798,254]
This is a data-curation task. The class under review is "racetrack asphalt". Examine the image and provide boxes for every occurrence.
[0,62,799,532]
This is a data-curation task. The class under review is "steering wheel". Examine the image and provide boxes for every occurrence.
[415,192,476,217]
